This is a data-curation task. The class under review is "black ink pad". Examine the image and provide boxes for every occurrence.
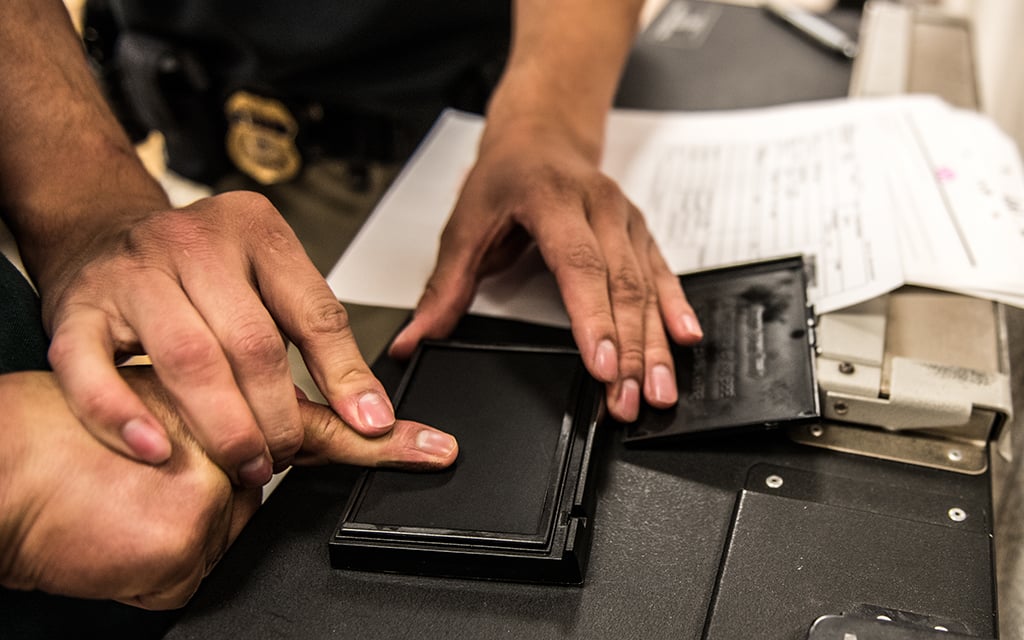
[330,342,603,585]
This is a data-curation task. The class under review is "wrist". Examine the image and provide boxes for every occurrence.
[8,136,171,299]
[487,0,645,160]
[7,126,169,244]
[483,77,606,165]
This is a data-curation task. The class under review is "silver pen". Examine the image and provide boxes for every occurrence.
[763,2,859,60]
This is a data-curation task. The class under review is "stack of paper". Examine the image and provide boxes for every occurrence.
[327,95,1024,327]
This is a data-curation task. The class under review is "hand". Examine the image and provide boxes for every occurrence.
[0,367,457,610]
[389,123,703,422]
[39,191,398,487]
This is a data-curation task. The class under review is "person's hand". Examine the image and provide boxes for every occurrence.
[37,191,398,487]
[389,122,703,422]
[0,367,457,610]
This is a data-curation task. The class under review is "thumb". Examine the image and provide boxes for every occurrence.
[388,260,477,361]
[293,400,458,470]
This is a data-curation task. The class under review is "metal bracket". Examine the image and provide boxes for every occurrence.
[788,409,999,475]
[820,357,1012,431]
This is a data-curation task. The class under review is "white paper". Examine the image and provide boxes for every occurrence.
[327,96,1024,329]
[891,102,1024,294]
[327,112,481,312]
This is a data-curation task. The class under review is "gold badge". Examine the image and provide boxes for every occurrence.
[225,91,302,185]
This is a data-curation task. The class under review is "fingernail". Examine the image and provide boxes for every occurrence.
[682,313,703,339]
[594,339,618,382]
[649,364,678,405]
[358,392,395,431]
[239,455,272,487]
[122,417,171,464]
[415,430,457,457]
[618,378,641,420]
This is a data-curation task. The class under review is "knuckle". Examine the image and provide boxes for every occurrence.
[221,190,277,218]
[307,408,341,447]
[610,266,647,306]
[73,383,122,423]
[124,211,206,256]
[588,173,623,204]
[46,332,76,369]
[645,284,660,307]
[557,242,607,280]
[646,344,674,366]
[154,332,222,379]
[266,423,304,462]
[220,192,300,251]
[302,294,351,337]
[259,225,299,257]
[124,191,287,257]
[230,193,297,249]
[226,324,287,369]
[207,427,264,466]
[513,162,573,205]
[492,161,585,217]
[619,342,646,376]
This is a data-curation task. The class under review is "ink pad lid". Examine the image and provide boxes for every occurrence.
[625,255,819,444]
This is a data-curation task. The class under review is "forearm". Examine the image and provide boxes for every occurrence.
[0,0,169,291]
[486,0,646,160]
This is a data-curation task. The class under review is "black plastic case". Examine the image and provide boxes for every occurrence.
[329,342,603,585]
[625,255,819,443]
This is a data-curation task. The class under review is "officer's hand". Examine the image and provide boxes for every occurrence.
[40,191,397,487]
[0,367,456,610]
[389,122,703,422]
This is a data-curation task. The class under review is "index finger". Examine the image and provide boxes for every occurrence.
[527,206,621,385]
[247,227,399,439]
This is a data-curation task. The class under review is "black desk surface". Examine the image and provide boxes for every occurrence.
[615,0,862,111]
[162,314,1001,640]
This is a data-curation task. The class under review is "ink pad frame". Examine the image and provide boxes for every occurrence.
[329,342,604,585]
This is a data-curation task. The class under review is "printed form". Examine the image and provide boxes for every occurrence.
[606,101,905,313]
[327,96,1024,328]
[885,102,1024,306]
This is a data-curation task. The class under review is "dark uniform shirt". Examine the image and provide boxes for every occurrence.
[92,0,511,181]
